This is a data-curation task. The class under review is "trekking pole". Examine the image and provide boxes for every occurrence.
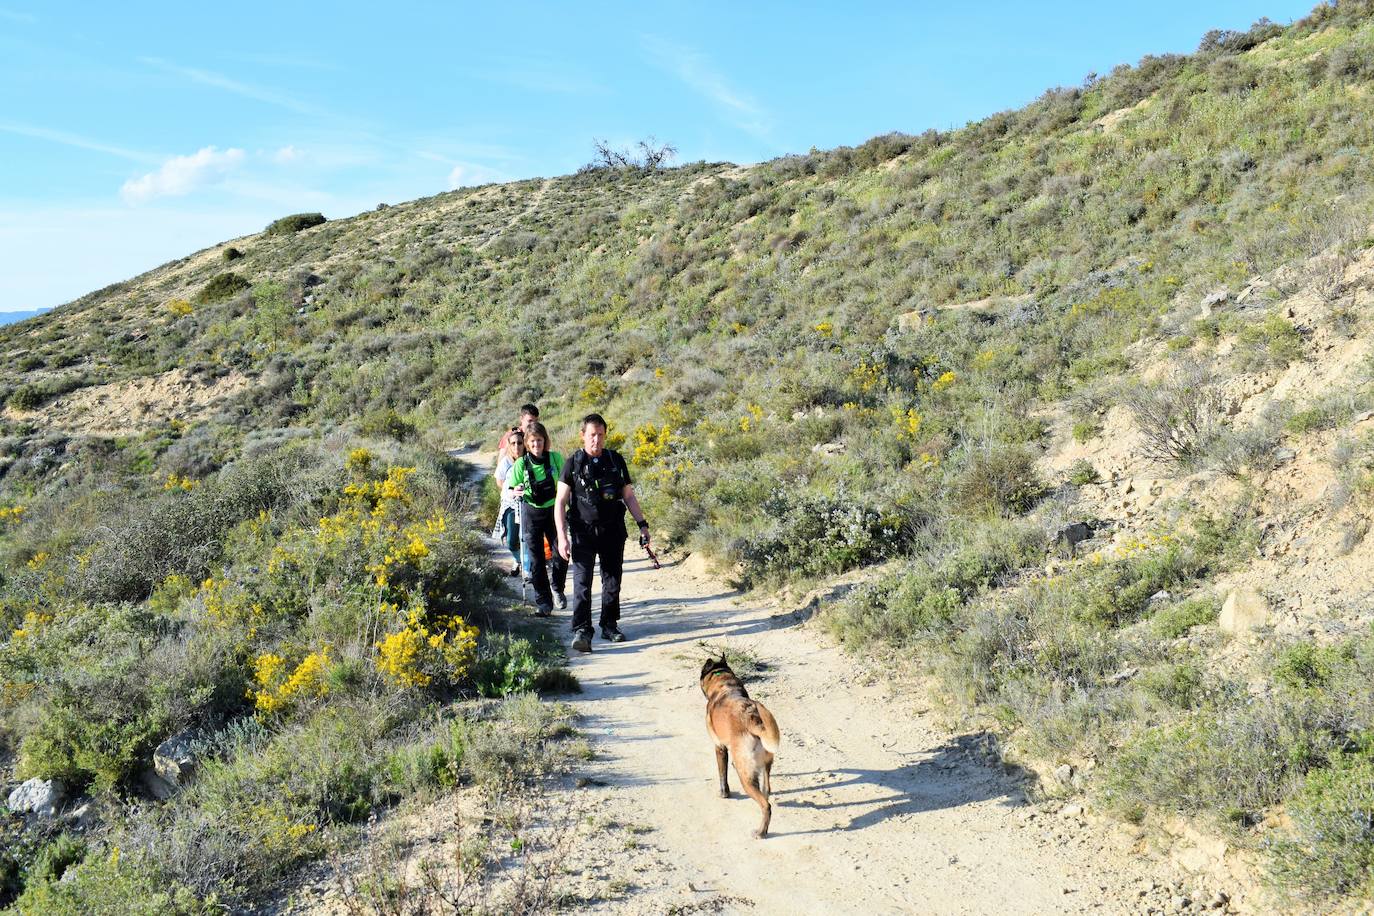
[639,531,661,570]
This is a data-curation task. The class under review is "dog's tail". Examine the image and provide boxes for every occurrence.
[744,700,781,755]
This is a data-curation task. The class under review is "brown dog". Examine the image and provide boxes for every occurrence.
[700,654,781,838]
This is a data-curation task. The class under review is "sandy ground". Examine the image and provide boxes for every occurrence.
[451,451,1188,915]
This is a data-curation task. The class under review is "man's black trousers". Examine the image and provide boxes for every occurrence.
[569,523,625,633]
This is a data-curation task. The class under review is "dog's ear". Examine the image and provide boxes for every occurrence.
[700,655,730,680]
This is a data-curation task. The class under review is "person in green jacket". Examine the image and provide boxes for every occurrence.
[506,421,568,616]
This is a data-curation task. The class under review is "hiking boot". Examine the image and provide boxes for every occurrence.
[534,605,553,618]
[571,629,593,653]
[554,591,567,611]
[600,625,626,643]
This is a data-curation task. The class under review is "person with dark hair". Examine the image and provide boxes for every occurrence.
[497,403,540,454]
[506,421,568,615]
[555,413,649,652]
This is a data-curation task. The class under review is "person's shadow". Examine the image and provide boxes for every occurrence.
[766,733,1033,836]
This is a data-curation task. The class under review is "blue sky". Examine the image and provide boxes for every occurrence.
[1,1,1317,314]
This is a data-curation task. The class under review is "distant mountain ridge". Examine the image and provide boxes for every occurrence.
[0,309,49,327]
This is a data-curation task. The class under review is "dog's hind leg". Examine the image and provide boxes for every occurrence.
[715,745,730,798]
[734,756,771,838]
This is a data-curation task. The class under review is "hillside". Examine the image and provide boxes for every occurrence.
[4,2,1374,911]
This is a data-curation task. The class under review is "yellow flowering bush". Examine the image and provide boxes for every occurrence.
[814,321,834,338]
[249,646,332,714]
[246,801,319,856]
[848,360,885,393]
[931,370,958,393]
[738,403,764,432]
[375,603,478,689]
[0,505,25,525]
[166,298,193,318]
[345,447,375,476]
[632,422,677,467]
[163,473,198,492]
[891,406,923,443]
[198,575,266,636]
[579,376,608,405]
[10,609,54,641]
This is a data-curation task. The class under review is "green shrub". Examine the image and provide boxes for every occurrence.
[10,847,207,914]
[29,833,86,884]
[78,448,317,601]
[1151,595,1219,639]
[7,384,41,411]
[357,408,416,441]
[949,446,1046,516]
[18,701,169,794]
[1070,420,1100,443]
[1270,750,1374,901]
[1066,458,1100,485]
[1274,641,1350,691]
[221,247,243,262]
[1235,314,1304,371]
[1140,662,1205,709]
[828,520,1043,647]
[264,212,326,236]
[736,486,917,585]
[472,635,540,698]
[194,273,250,304]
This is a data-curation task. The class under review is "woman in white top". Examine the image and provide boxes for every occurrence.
[494,429,526,576]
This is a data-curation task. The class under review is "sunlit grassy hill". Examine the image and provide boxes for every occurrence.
[4,2,1374,909]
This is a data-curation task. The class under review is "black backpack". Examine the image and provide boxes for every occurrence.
[568,449,629,526]
[519,455,558,504]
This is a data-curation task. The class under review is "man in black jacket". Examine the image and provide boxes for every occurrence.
[555,413,650,653]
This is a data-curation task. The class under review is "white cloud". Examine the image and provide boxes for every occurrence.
[642,36,775,142]
[0,120,154,162]
[447,162,504,188]
[273,144,302,163]
[139,57,330,118]
[120,146,245,204]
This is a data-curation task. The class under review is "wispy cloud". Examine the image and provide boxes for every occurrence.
[413,147,511,188]
[642,36,774,141]
[446,162,505,188]
[139,56,330,117]
[0,7,35,23]
[0,120,155,162]
[273,144,302,164]
[477,57,606,96]
[121,146,245,204]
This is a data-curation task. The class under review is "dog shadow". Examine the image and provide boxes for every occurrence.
[766,734,1031,836]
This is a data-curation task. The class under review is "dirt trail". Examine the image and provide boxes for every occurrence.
[476,178,553,250]
[454,451,1177,915]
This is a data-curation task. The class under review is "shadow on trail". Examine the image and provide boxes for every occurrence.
[765,734,1029,837]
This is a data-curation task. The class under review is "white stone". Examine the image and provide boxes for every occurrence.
[1220,587,1270,635]
[8,777,65,816]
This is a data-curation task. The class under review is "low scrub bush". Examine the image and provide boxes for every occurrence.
[1150,595,1220,639]
[949,446,1046,516]
[264,212,326,236]
[1270,749,1374,902]
[735,485,919,585]
[194,272,251,304]
[1124,365,1225,468]
[78,448,316,601]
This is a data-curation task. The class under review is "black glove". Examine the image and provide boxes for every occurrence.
[637,520,650,548]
